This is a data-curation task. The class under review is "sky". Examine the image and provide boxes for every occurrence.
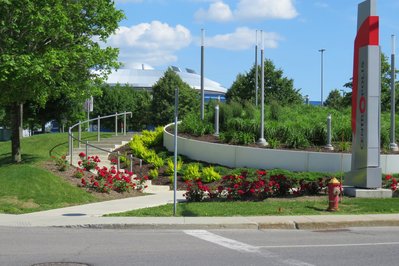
[107,0,399,102]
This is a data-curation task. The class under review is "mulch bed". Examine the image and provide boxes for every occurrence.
[41,160,144,200]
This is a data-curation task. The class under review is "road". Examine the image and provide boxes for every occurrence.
[1,226,398,266]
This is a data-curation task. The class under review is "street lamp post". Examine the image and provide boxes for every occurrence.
[255,30,259,107]
[319,49,326,106]
[257,30,268,147]
[200,29,205,120]
[390,34,398,151]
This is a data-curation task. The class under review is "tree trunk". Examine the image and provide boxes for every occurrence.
[10,103,23,163]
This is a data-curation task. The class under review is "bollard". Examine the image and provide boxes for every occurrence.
[325,114,334,150]
[214,104,219,136]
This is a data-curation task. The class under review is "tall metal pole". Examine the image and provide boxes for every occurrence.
[257,30,268,146]
[390,34,398,151]
[200,29,205,120]
[255,30,259,107]
[319,49,326,106]
[173,87,179,216]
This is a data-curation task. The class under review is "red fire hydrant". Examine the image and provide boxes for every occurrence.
[327,177,341,212]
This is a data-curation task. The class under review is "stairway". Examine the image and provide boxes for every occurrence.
[70,133,170,193]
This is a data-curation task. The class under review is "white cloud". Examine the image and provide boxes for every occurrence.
[206,27,281,50]
[235,0,298,20]
[106,21,192,67]
[195,0,298,22]
[195,1,233,22]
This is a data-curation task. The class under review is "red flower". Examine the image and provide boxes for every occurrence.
[386,175,392,180]
[79,152,86,158]
[81,178,86,186]
[256,170,267,176]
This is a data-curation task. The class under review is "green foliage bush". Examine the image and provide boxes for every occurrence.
[180,112,213,136]
[165,157,183,176]
[201,166,221,183]
[141,126,164,147]
[148,168,159,180]
[129,133,164,168]
[182,163,201,181]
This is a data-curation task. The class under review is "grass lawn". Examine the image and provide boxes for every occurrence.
[0,132,112,214]
[106,197,399,217]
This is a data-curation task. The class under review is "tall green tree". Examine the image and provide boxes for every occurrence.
[324,89,345,110]
[226,59,303,105]
[0,0,124,162]
[343,53,399,111]
[151,69,200,126]
[93,84,152,131]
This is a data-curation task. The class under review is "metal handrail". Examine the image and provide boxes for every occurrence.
[68,111,133,171]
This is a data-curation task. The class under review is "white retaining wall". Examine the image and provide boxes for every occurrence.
[163,124,399,173]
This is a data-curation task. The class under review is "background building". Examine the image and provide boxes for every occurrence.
[106,65,227,101]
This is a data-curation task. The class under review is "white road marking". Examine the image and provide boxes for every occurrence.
[184,230,315,266]
[257,241,399,249]
[184,230,259,253]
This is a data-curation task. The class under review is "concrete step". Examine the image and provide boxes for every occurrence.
[77,143,118,149]
[144,181,171,193]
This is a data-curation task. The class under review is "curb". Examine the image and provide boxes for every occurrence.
[52,219,399,231]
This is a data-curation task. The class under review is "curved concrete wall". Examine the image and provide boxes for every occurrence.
[163,124,399,174]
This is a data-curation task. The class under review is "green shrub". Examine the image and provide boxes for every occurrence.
[165,157,183,176]
[180,112,213,136]
[141,126,164,147]
[145,151,164,169]
[270,100,281,121]
[148,168,159,180]
[182,163,201,181]
[201,166,221,183]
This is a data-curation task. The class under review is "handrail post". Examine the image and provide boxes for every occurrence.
[85,140,89,159]
[78,121,81,149]
[70,133,74,165]
[124,112,127,135]
[117,151,120,172]
[68,132,72,165]
[115,112,118,136]
[97,116,100,142]
[129,154,133,173]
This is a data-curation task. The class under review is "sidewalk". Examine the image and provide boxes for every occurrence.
[1,189,399,230]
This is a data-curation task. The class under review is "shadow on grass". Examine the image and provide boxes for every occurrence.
[0,153,41,167]
[306,206,328,212]
[179,203,199,217]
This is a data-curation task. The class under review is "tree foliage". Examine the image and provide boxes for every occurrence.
[342,53,399,112]
[93,84,152,131]
[226,59,303,105]
[324,89,345,110]
[151,69,200,126]
[0,0,124,162]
